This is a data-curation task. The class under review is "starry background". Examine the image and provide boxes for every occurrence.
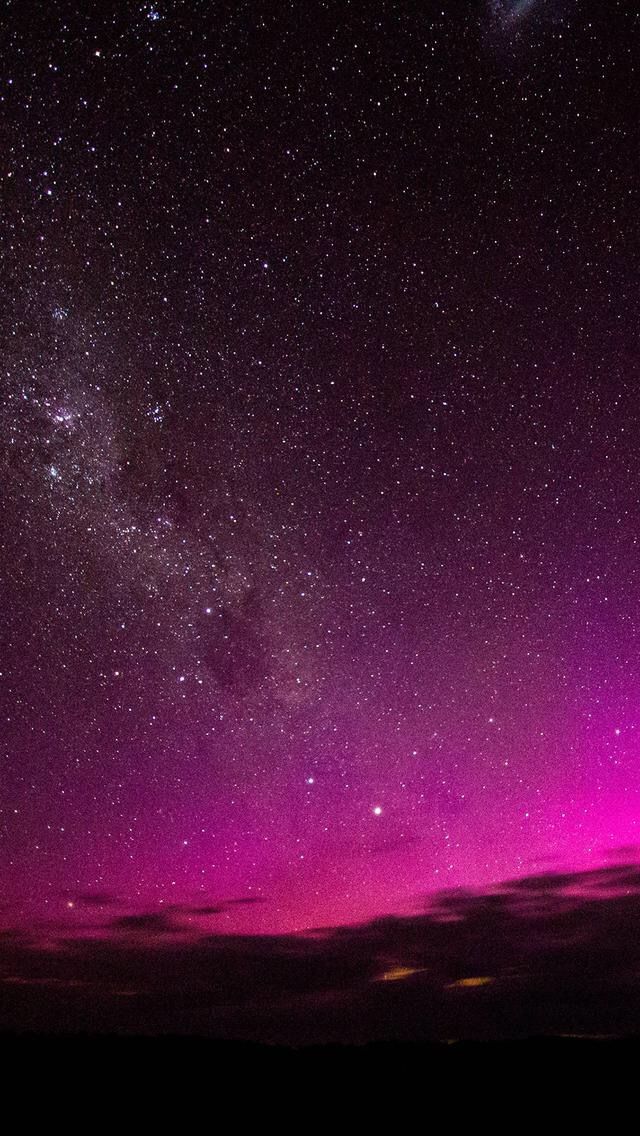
[1,0,639,937]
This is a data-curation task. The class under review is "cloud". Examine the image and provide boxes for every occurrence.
[109,912,177,935]
[105,897,269,930]
[184,906,226,916]
[605,844,640,861]
[221,897,268,908]
[74,892,121,909]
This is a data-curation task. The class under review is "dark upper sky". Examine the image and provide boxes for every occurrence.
[1,0,639,936]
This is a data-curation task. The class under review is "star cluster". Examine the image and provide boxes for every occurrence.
[1,1,639,935]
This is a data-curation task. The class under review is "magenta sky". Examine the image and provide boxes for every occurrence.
[2,1,639,941]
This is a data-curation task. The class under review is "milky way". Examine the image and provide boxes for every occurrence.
[1,1,639,937]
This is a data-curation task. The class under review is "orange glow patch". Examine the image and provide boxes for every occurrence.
[376,965,424,982]
[447,976,495,989]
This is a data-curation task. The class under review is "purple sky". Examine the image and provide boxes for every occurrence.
[1,0,639,940]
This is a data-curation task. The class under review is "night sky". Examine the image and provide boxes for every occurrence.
[2,0,639,941]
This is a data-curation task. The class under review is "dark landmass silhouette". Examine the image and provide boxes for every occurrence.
[4,861,640,1045]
